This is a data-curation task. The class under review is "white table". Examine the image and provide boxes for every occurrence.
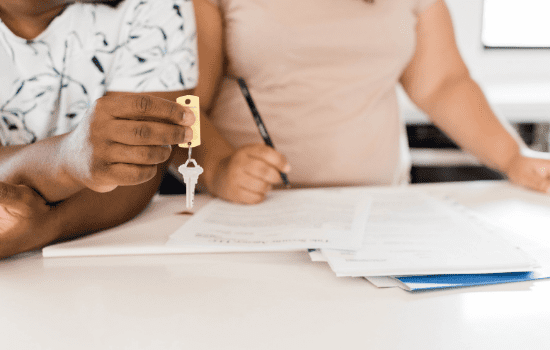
[2,181,550,350]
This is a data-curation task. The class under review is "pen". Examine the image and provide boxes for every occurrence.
[237,77,291,188]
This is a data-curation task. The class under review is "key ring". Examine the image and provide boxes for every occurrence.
[187,142,192,160]
[182,158,199,168]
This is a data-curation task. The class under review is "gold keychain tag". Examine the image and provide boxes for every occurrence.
[177,95,200,148]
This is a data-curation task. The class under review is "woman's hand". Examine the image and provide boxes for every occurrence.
[504,148,550,193]
[0,182,56,259]
[208,144,291,204]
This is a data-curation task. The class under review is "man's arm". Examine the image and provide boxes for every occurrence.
[0,90,196,258]
[51,164,164,243]
[51,90,196,242]
[400,0,550,192]
[0,165,163,258]
[0,134,82,202]
[0,92,194,203]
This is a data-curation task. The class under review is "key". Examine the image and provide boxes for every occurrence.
[176,95,202,209]
[178,158,203,209]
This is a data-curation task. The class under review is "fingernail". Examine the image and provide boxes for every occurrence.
[185,128,194,143]
[188,110,197,123]
[183,111,191,124]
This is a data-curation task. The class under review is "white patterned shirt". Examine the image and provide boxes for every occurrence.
[0,0,198,146]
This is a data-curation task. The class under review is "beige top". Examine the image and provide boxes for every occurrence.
[208,0,437,186]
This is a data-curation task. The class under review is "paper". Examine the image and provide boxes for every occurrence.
[364,221,547,291]
[308,249,327,262]
[364,276,401,288]
[322,189,534,277]
[167,188,371,252]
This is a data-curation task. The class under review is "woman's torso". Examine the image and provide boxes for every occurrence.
[209,0,436,186]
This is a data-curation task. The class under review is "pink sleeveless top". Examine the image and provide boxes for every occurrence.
[208,0,437,186]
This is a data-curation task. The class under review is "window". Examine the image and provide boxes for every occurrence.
[482,0,550,48]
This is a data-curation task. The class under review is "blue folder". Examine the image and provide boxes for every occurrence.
[396,272,539,291]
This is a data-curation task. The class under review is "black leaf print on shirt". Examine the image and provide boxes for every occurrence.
[3,116,18,130]
[173,4,182,17]
[0,110,37,145]
[91,56,104,73]
[15,81,25,95]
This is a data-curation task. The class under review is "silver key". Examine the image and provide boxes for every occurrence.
[178,159,203,209]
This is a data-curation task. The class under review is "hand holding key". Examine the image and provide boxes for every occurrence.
[61,94,195,194]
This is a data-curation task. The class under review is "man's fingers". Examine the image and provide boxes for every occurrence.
[0,182,24,207]
[107,119,192,145]
[97,94,196,126]
[0,183,36,216]
[105,144,173,165]
[95,163,158,188]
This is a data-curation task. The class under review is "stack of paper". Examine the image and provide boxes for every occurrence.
[322,190,534,274]
[42,185,545,291]
[166,188,372,252]
[307,189,545,291]
[166,186,539,291]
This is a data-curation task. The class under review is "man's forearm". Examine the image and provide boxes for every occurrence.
[48,167,162,243]
[421,77,525,173]
[0,133,84,202]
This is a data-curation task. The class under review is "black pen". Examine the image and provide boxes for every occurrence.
[237,77,290,188]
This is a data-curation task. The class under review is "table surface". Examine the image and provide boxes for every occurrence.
[3,180,550,350]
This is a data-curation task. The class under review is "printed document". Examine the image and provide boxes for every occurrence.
[322,189,534,277]
[167,188,371,252]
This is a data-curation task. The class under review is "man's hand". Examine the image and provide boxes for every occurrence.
[0,182,54,259]
[504,148,550,193]
[208,144,291,204]
[62,94,195,193]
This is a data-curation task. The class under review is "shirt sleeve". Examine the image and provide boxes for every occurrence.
[106,0,198,92]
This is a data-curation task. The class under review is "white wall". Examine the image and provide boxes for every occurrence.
[448,0,550,83]
[401,0,550,123]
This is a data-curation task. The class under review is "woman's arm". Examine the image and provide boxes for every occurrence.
[193,0,225,112]
[400,0,550,192]
[180,0,290,204]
